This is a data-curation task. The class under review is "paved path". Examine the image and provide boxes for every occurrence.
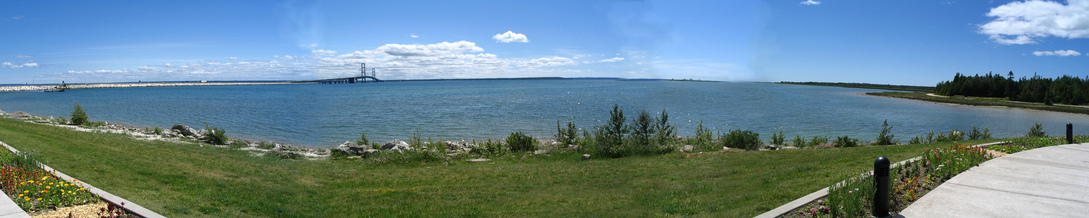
[0,190,29,218]
[899,143,1089,217]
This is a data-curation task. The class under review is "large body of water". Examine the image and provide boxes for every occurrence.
[1,79,1087,148]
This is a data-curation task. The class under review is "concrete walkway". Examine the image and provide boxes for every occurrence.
[0,190,29,218]
[899,143,1089,217]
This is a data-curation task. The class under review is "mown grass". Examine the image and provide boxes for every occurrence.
[867,92,1089,115]
[0,117,1003,217]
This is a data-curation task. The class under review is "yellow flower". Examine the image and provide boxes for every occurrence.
[22,190,27,194]
[36,198,41,201]
[18,194,22,197]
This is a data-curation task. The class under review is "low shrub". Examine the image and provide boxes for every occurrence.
[356,132,370,147]
[770,130,785,146]
[967,126,991,140]
[807,136,830,147]
[875,120,895,145]
[203,122,228,145]
[153,127,163,135]
[506,132,536,152]
[1027,123,1046,137]
[792,135,806,148]
[721,129,761,150]
[555,121,578,146]
[833,136,859,148]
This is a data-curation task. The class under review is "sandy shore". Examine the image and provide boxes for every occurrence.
[0,81,294,92]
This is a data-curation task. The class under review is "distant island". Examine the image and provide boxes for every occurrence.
[862,72,1089,116]
[777,81,934,92]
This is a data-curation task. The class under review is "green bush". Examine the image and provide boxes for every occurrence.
[721,129,761,150]
[506,132,536,152]
[967,126,991,140]
[653,109,676,146]
[771,130,785,146]
[629,111,654,149]
[833,136,859,147]
[807,136,830,147]
[356,132,370,146]
[203,121,229,145]
[908,135,922,144]
[935,130,964,142]
[1027,123,1046,137]
[555,121,578,146]
[153,127,163,135]
[875,120,895,145]
[70,102,88,126]
[592,104,629,158]
[792,135,806,148]
[690,120,715,150]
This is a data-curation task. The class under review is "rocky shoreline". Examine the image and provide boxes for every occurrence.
[0,81,293,92]
[0,109,586,161]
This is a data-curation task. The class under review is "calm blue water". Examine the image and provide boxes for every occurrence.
[2,79,1087,148]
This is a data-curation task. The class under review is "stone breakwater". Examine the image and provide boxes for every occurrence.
[0,81,294,92]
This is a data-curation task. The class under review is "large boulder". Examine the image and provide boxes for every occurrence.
[334,141,364,155]
[381,140,412,153]
[171,124,200,137]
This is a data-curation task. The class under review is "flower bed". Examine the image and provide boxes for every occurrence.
[986,136,1087,154]
[784,144,993,217]
[0,150,132,217]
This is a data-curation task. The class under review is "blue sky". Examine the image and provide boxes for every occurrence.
[0,0,1086,86]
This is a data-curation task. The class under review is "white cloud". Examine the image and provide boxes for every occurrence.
[410,34,419,38]
[229,57,238,60]
[599,57,625,63]
[1,62,39,69]
[376,41,484,56]
[800,0,821,5]
[517,57,576,68]
[1033,49,1082,56]
[980,0,1089,45]
[13,55,33,58]
[492,31,529,43]
[311,49,337,55]
[11,15,24,20]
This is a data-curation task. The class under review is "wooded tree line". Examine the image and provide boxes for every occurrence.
[934,72,1089,105]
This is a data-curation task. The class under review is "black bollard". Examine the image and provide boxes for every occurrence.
[873,156,891,218]
[1067,123,1074,144]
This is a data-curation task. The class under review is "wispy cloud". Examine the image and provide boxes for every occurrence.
[1,62,39,69]
[410,34,419,38]
[980,0,1089,45]
[13,55,34,58]
[1033,50,1082,56]
[800,0,821,6]
[492,31,529,43]
[11,15,24,20]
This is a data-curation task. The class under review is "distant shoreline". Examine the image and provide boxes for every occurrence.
[0,81,294,92]
[0,77,641,92]
[777,81,934,92]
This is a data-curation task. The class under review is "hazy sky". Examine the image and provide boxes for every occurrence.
[1,0,1087,86]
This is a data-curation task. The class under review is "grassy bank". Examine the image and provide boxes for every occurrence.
[778,82,934,92]
[0,117,1002,217]
[867,91,1089,115]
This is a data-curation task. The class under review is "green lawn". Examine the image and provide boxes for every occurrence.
[0,117,1002,217]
